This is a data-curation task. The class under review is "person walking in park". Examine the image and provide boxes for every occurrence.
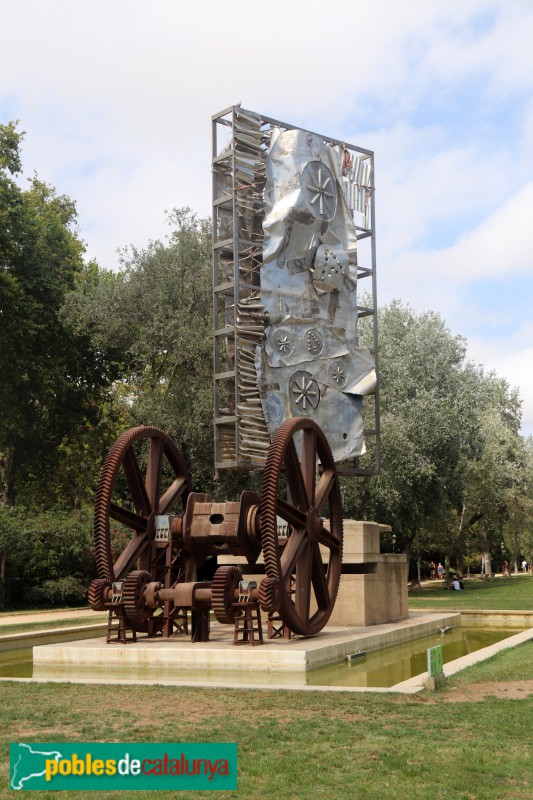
[437,562,444,580]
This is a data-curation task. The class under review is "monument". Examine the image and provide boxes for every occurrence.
[85,105,406,647]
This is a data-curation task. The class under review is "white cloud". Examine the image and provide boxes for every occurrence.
[2,0,533,435]
[386,181,533,287]
[467,324,533,437]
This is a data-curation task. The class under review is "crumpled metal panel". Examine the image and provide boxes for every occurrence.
[257,129,376,462]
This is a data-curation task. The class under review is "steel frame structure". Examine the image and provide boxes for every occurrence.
[212,105,380,476]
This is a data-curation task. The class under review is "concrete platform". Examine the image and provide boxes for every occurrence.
[0,623,108,653]
[33,612,459,685]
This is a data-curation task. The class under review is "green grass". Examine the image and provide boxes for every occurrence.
[0,616,107,636]
[1,646,533,800]
[1,591,532,798]
[0,606,89,618]
[447,639,533,685]
[409,574,533,610]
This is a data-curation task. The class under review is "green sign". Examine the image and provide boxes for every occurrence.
[427,645,443,677]
[10,743,237,791]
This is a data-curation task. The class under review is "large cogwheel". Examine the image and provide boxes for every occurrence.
[93,425,191,581]
[88,578,112,611]
[260,417,343,636]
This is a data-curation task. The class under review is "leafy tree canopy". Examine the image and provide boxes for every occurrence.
[62,208,254,499]
[344,300,525,573]
[0,122,121,508]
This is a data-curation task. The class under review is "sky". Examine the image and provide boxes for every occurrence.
[1,0,532,435]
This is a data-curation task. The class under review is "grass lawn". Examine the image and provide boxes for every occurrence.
[447,636,533,685]
[0,607,89,618]
[0,616,107,636]
[1,587,532,798]
[1,641,532,800]
[409,574,533,610]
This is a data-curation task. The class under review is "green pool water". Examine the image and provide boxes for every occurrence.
[0,648,33,679]
[0,627,519,687]
[307,627,514,688]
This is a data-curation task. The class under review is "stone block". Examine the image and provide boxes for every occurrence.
[220,519,408,629]
[342,520,381,562]
[425,672,447,691]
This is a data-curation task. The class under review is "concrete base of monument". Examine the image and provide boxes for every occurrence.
[32,612,460,687]
[30,520,432,689]
[219,520,409,628]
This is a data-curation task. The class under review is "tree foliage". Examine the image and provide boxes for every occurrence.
[0,122,124,605]
[0,505,94,607]
[344,301,527,575]
[1,119,531,604]
[0,122,121,509]
[63,208,254,499]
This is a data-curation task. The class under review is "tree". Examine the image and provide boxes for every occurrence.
[0,505,95,607]
[451,372,523,576]
[344,302,477,571]
[0,122,120,509]
[62,208,253,500]
[502,437,533,573]
[342,300,527,579]
[0,122,123,605]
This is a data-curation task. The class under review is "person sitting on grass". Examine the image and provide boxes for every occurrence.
[445,574,463,590]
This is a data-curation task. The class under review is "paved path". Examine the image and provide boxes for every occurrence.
[0,608,103,627]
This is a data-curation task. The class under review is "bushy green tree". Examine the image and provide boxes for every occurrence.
[0,122,123,605]
[63,208,255,500]
[0,505,94,607]
[345,303,474,563]
[343,301,526,577]
[0,122,121,509]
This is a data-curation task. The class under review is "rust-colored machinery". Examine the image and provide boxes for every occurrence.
[89,417,343,642]
[89,106,380,644]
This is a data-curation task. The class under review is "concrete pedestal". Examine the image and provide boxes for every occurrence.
[328,521,408,626]
[219,519,408,629]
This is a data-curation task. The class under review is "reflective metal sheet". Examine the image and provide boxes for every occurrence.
[256,128,375,461]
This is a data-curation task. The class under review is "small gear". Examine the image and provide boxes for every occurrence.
[275,331,293,355]
[88,578,112,611]
[211,565,242,624]
[123,570,152,632]
[258,576,281,613]
[329,361,347,388]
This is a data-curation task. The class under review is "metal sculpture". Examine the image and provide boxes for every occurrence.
[212,106,379,474]
[89,106,378,643]
[89,418,343,640]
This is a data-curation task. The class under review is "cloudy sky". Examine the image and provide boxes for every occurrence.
[2,0,532,435]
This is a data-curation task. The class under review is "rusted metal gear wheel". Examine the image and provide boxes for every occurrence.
[211,565,243,624]
[260,417,343,636]
[93,425,191,581]
[123,570,152,632]
[88,578,112,611]
[258,576,281,613]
